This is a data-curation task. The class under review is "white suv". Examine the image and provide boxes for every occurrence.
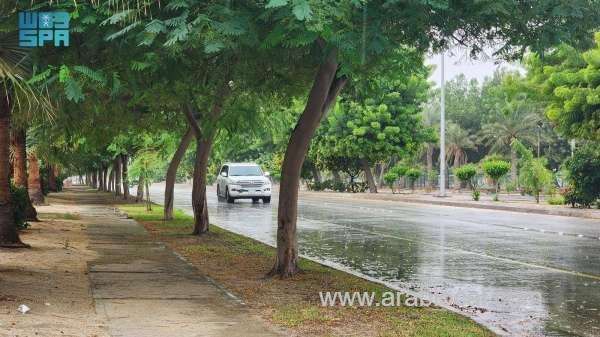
[216,163,272,203]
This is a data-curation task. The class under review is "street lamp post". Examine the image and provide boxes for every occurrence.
[439,52,446,197]
[537,120,543,157]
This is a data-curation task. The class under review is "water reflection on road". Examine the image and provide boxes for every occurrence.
[146,183,600,337]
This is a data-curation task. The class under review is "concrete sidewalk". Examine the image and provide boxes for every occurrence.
[83,189,281,337]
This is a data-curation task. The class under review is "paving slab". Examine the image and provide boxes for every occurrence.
[77,193,281,337]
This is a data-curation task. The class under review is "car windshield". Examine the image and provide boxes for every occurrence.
[229,165,263,176]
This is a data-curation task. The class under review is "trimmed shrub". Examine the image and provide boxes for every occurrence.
[454,164,477,187]
[454,164,480,201]
[482,160,510,201]
[405,168,421,191]
[10,183,29,230]
[383,172,399,193]
[389,165,408,178]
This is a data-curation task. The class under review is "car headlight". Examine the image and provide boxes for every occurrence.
[229,184,241,190]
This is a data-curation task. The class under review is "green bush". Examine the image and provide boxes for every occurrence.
[322,180,334,190]
[505,181,517,193]
[348,181,368,193]
[482,159,510,201]
[389,164,408,177]
[454,164,480,201]
[454,164,477,187]
[309,179,346,192]
[307,181,323,191]
[383,172,398,193]
[9,183,29,230]
[519,158,554,203]
[564,144,600,208]
[511,138,555,203]
[332,181,346,192]
[405,168,421,191]
[547,195,565,205]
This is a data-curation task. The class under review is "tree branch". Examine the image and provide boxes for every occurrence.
[184,103,202,138]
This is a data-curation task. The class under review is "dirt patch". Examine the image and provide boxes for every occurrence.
[0,204,108,337]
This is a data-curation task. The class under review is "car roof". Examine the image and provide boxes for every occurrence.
[223,162,260,167]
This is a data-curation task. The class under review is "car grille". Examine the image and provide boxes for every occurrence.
[237,180,264,188]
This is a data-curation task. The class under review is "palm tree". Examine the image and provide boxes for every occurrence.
[0,6,52,247]
[446,122,476,167]
[479,98,540,185]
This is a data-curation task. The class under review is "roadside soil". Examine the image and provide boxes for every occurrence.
[0,201,109,337]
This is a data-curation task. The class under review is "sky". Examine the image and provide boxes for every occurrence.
[425,48,523,87]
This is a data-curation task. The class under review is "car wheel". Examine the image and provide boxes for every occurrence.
[217,185,223,201]
[262,197,271,204]
[226,187,235,203]
[252,197,259,203]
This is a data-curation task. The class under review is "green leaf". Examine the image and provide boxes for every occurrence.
[100,10,134,26]
[145,20,166,34]
[204,41,225,53]
[165,0,190,10]
[292,0,312,21]
[64,78,84,103]
[73,66,106,86]
[266,0,288,8]
[58,65,70,83]
[105,21,140,41]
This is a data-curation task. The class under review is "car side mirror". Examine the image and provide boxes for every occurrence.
[264,172,270,177]
[221,172,228,177]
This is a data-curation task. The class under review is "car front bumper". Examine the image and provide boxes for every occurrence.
[228,187,271,198]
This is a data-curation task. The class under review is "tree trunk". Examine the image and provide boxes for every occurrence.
[360,159,377,193]
[98,166,104,191]
[183,79,232,236]
[108,168,114,192]
[191,138,212,235]
[510,147,518,185]
[122,154,129,200]
[332,171,341,184]
[136,176,144,203]
[102,166,108,191]
[376,163,386,188]
[54,165,60,190]
[114,157,122,196]
[164,127,194,220]
[311,164,321,184]
[10,128,37,220]
[270,50,346,278]
[0,92,25,247]
[145,180,151,211]
[48,164,57,192]
[426,143,433,188]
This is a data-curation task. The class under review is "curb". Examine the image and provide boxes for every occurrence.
[301,191,600,220]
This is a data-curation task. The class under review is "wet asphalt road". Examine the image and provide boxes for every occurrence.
[146,183,600,337]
